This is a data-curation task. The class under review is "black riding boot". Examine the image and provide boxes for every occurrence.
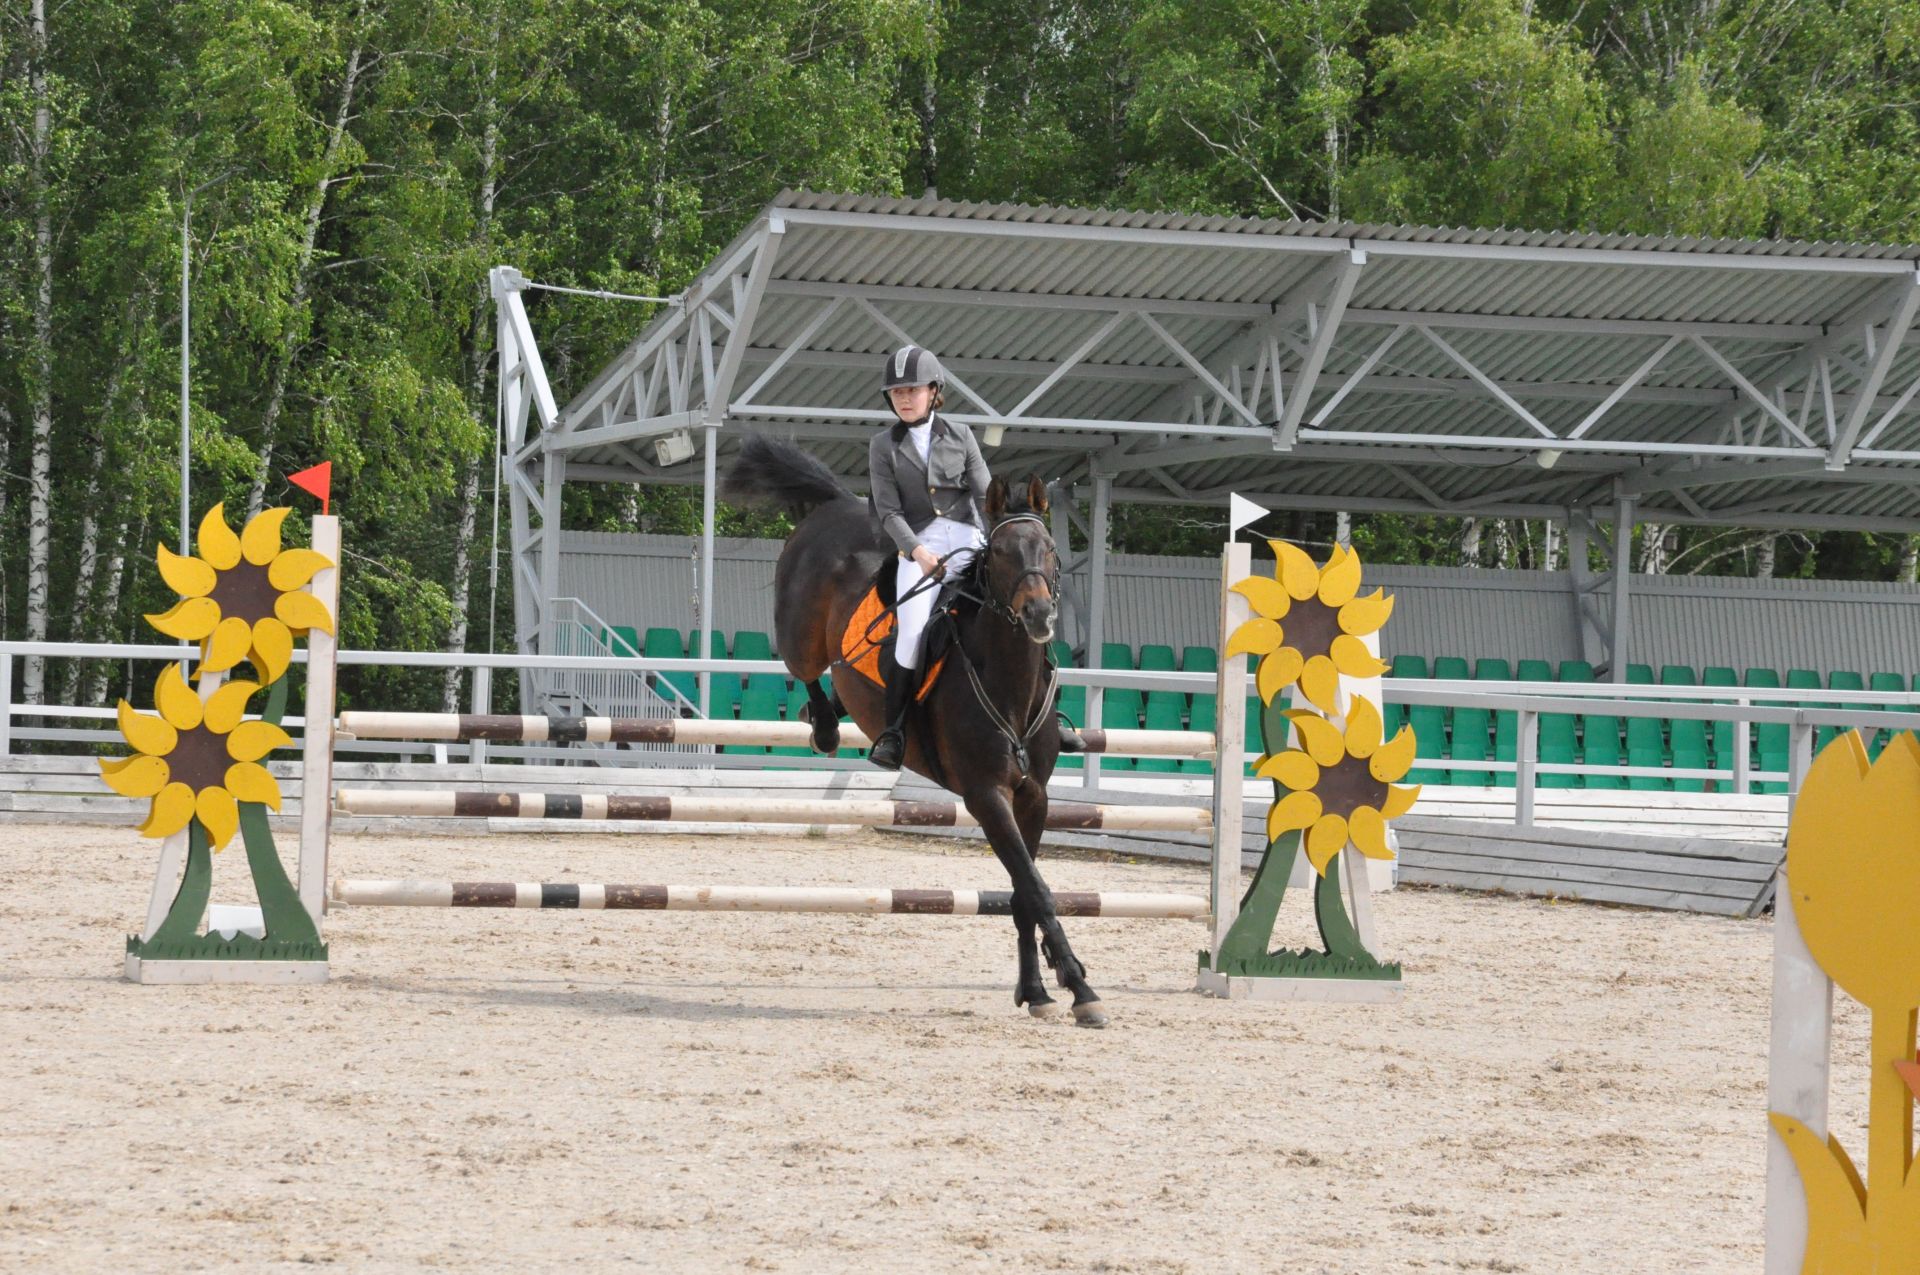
[869,652,921,771]
[1057,721,1089,754]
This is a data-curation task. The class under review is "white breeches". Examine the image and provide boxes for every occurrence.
[893,517,984,669]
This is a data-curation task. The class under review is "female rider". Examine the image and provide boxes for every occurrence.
[865,345,988,770]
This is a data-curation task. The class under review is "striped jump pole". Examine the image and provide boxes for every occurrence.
[336,711,1216,758]
[331,878,1211,920]
[333,789,1213,833]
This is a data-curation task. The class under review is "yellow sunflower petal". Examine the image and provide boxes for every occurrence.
[267,547,333,591]
[1270,540,1320,600]
[1225,617,1283,659]
[197,503,242,570]
[1305,813,1350,874]
[1330,634,1390,679]
[138,782,197,838]
[203,615,254,672]
[274,588,334,636]
[1266,790,1322,842]
[117,699,178,758]
[240,506,291,566]
[1349,804,1394,860]
[1381,783,1421,819]
[1337,588,1394,636]
[100,753,170,798]
[154,664,204,731]
[195,785,240,851]
[250,617,293,684]
[1256,646,1303,703]
[1371,725,1418,783]
[203,680,260,734]
[1254,749,1321,791]
[1284,709,1346,766]
[1318,544,1362,607]
[1229,575,1291,621]
[224,761,282,811]
[1298,655,1342,715]
[156,543,217,598]
[227,720,293,763]
[145,596,221,641]
[1344,696,1384,757]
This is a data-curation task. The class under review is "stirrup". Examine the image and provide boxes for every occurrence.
[869,726,907,770]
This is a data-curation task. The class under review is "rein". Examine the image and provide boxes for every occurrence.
[939,511,1062,776]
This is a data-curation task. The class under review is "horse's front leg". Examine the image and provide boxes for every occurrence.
[967,786,1106,1028]
[798,678,841,755]
[1010,778,1054,1018]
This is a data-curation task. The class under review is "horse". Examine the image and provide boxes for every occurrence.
[722,435,1106,1026]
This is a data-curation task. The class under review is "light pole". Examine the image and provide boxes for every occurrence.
[180,170,237,553]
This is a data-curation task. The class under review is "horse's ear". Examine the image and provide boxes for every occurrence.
[1026,476,1049,515]
[985,476,1008,521]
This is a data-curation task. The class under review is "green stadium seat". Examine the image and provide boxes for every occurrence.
[1827,670,1865,755]
[1517,659,1574,790]
[1182,694,1216,775]
[606,625,640,657]
[1748,668,1788,794]
[1181,647,1218,675]
[1048,640,1073,668]
[1702,666,1738,789]
[730,631,783,695]
[1868,672,1907,756]
[726,687,783,753]
[645,627,696,708]
[773,685,815,758]
[1565,660,1620,790]
[1395,655,1446,785]
[689,629,741,718]
[1137,644,1177,672]
[1477,658,1516,788]
[1662,665,1707,792]
[1625,663,1667,791]
[1100,686,1143,772]
[1137,694,1185,772]
[1434,657,1487,785]
[1100,642,1133,671]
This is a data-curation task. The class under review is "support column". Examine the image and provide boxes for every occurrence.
[537,448,564,710]
[698,421,718,715]
[1047,482,1081,651]
[1608,497,1635,683]
[1084,473,1111,789]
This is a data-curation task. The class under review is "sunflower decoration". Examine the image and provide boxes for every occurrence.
[145,504,334,685]
[99,664,292,850]
[1224,541,1392,714]
[1253,698,1419,874]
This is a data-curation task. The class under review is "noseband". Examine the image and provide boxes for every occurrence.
[982,513,1059,628]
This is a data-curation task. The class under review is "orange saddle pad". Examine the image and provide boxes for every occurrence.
[838,585,944,701]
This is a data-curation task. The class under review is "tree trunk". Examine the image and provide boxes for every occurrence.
[246,38,367,516]
[1457,517,1481,567]
[916,43,938,196]
[1638,522,1668,573]
[1898,535,1918,584]
[84,517,134,706]
[23,0,56,704]
[1542,519,1561,572]
[1754,535,1776,579]
[648,86,672,274]
[443,9,500,713]
[1334,510,1350,548]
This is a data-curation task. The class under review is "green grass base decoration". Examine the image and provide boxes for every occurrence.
[126,933,328,963]
[1198,947,1402,981]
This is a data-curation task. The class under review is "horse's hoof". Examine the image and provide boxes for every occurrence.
[1026,1000,1062,1020]
[1071,1001,1108,1029]
[810,730,840,756]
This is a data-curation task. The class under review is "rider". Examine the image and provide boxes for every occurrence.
[866,345,989,771]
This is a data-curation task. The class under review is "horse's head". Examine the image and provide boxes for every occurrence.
[981,476,1060,645]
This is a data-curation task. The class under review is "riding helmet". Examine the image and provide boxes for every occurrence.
[880,345,947,398]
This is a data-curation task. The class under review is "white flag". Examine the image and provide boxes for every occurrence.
[1229,492,1270,537]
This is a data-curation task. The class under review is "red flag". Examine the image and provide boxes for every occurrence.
[288,462,332,514]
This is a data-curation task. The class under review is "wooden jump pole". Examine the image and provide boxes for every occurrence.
[333,789,1213,833]
[336,711,1217,758]
[331,879,1210,919]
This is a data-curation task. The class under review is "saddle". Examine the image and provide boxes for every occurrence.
[835,560,964,698]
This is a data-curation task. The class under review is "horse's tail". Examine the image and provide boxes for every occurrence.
[722,434,857,516]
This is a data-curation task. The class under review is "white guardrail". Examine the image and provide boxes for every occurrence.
[9,639,1919,821]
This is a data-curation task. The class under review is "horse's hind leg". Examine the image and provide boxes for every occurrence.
[798,679,841,754]
[970,787,1105,1028]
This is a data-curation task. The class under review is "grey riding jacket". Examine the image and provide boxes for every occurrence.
[867,413,991,555]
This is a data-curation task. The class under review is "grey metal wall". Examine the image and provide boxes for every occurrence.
[561,532,1920,676]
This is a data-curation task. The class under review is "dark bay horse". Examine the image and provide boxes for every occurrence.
[723,435,1106,1026]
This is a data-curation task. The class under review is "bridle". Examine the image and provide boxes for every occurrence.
[978,513,1060,629]
[943,510,1061,775]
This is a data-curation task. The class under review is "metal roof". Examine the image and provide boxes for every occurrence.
[515,189,1920,534]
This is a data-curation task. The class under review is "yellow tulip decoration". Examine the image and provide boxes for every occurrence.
[145,504,334,685]
[1771,730,1920,1272]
